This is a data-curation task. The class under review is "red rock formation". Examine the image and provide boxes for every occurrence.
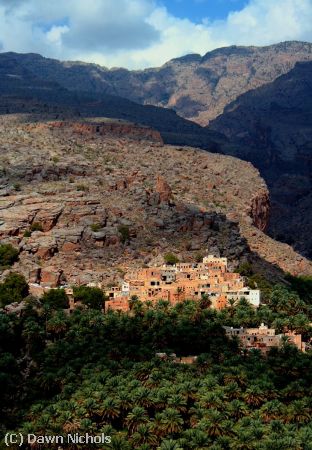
[71,122,163,143]
[249,190,270,232]
[40,267,63,288]
[156,175,173,204]
[26,121,164,144]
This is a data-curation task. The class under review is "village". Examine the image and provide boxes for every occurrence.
[103,255,260,312]
[26,254,308,354]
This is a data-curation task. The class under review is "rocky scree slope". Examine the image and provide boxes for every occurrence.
[2,41,312,125]
[210,61,312,258]
[0,115,311,288]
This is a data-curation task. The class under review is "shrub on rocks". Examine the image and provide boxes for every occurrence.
[0,243,19,267]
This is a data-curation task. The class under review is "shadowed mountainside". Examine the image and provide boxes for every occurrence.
[209,61,312,258]
[0,53,225,151]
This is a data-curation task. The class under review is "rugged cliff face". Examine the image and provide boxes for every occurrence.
[210,61,312,258]
[2,41,312,125]
[0,115,311,290]
[26,120,164,144]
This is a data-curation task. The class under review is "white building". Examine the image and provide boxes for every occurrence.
[226,287,260,307]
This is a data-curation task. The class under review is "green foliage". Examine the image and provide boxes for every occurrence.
[199,293,212,309]
[23,229,32,238]
[118,225,130,243]
[0,272,29,307]
[90,223,101,232]
[195,252,204,263]
[30,222,43,232]
[73,285,105,310]
[285,273,312,304]
[1,299,311,448]
[13,183,21,191]
[237,262,272,301]
[1,277,312,447]
[237,262,253,277]
[0,243,19,267]
[247,273,272,302]
[41,288,69,310]
[218,283,312,338]
[129,295,140,311]
[164,253,179,266]
[76,184,88,191]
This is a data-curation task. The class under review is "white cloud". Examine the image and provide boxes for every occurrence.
[46,25,69,46]
[211,0,312,45]
[0,0,311,68]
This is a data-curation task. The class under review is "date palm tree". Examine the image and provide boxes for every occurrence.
[243,386,266,408]
[286,400,311,425]
[117,391,133,415]
[125,406,149,433]
[197,410,226,438]
[100,397,121,422]
[159,408,184,435]
[107,433,131,450]
[167,394,187,414]
[183,428,211,449]
[260,400,285,422]
[189,406,206,428]
[133,387,154,409]
[158,439,183,450]
[130,423,159,447]
[198,391,223,409]
[228,400,249,420]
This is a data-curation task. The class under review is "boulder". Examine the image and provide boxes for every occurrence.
[40,267,63,288]
[155,175,173,204]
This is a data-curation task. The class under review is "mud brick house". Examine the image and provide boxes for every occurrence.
[224,323,306,353]
[105,255,260,312]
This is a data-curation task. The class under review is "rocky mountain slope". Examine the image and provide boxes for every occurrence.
[0,45,311,261]
[210,61,312,258]
[2,41,312,125]
[0,52,226,151]
[0,115,311,289]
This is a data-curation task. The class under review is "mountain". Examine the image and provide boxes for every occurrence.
[209,61,312,257]
[0,52,225,151]
[2,41,312,125]
[0,45,312,258]
[1,115,311,292]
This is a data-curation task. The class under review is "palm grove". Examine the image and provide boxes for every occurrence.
[0,244,312,449]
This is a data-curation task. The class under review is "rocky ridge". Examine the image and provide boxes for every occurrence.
[0,115,311,288]
[3,41,312,125]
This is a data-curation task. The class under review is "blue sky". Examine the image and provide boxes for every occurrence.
[163,0,248,22]
[0,0,311,69]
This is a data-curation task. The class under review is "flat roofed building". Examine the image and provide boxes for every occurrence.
[105,255,260,312]
[224,323,306,353]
